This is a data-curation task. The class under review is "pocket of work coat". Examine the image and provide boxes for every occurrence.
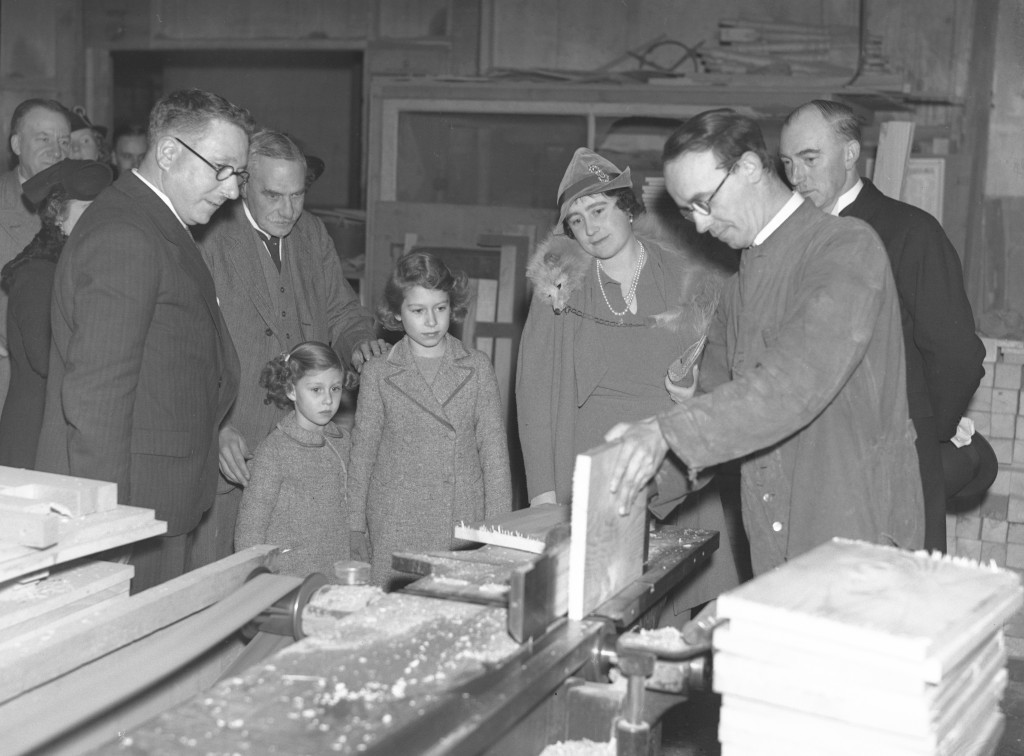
[131,428,193,458]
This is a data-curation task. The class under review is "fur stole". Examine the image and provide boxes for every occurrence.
[525,213,725,382]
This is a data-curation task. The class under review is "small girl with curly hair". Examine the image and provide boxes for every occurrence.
[235,341,358,578]
[348,251,512,588]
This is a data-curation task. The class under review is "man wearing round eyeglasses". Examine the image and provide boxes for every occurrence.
[605,109,924,587]
[36,89,255,592]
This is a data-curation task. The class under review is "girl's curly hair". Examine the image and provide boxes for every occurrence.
[377,251,470,331]
[259,341,344,409]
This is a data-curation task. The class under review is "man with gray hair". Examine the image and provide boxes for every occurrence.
[194,129,382,563]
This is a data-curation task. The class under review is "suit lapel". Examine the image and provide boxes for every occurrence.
[841,179,885,224]
[121,174,238,400]
[221,207,278,325]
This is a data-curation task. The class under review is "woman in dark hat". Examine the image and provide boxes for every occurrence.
[516,147,741,618]
[0,159,113,467]
[68,107,110,163]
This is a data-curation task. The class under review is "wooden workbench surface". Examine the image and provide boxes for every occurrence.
[113,528,717,754]
[117,591,522,754]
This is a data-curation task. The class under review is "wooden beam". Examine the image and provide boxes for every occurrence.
[961,0,1000,319]
[0,545,278,705]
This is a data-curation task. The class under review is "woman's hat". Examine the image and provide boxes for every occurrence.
[23,159,114,206]
[556,148,633,228]
[305,155,326,184]
[68,106,108,138]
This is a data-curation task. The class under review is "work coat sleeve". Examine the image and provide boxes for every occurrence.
[658,225,889,472]
[696,273,737,394]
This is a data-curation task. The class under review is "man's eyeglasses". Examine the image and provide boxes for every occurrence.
[680,166,734,222]
[174,137,249,183]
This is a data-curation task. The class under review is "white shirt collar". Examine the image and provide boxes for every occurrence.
[242,200,267,236]
[132,168,188,230]
[830,178,864,216]
[752,192,804,246]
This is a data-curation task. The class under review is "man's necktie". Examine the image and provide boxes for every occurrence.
[258,230,282,272]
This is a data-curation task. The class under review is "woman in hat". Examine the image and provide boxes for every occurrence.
[0,159,113,467]
[68,107,109,163]
[516,147,740,616]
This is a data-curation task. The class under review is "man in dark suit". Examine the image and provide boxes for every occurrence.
[193,129,382,564]
[780,99,986,553]
[36,89,253,591]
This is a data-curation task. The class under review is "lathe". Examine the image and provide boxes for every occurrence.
[1,469,719,756]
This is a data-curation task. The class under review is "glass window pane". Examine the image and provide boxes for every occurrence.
[397,112,587,207]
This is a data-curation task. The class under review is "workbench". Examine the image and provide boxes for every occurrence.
[107,526,718,755]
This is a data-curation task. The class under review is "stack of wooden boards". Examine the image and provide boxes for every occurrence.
[0,466,165,719]
[713,538,1024,755]
[0,465,165,582]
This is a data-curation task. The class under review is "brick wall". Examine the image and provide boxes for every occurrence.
[955,337,1024,658]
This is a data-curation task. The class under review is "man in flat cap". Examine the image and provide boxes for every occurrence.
[193,128,383,563]
[36,89,252,592]
[0,99,71,409]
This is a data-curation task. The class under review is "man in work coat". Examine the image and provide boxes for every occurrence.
[194,129,382,563]
[781,100,986,553]
[607,109,925,579]
[36,89,250,592]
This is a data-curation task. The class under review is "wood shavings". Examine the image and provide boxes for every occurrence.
[539,738,615,755]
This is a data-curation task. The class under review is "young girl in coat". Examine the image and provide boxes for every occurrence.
[348,252,513,589]
[235,341,355,578]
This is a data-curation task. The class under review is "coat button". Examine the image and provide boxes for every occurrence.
[772,521,782,532]
[265,328,273,336]
[217,377,223,388]
[763,492,774,502]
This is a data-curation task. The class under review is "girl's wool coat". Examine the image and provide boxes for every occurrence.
[348,334,512,587]
[235,411,351,578]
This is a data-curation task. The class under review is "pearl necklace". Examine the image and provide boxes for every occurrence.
[596,241,646,321]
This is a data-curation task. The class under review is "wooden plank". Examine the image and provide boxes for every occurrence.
[0,545,278,705]
[0,505,166,584]
[393,551,511,606]
[716,538,1024,683]
[121,593,525,754]
[0,466,117,516]
[454,505,570,554]
[567,441,646,621]
[0,560,132,635]
[872,120,916,200]
[507,529,569,642]
[0,498,64,548]
[0,585,126,648]
[0,571,302,755]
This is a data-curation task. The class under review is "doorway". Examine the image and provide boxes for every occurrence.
[111,50,364,210]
